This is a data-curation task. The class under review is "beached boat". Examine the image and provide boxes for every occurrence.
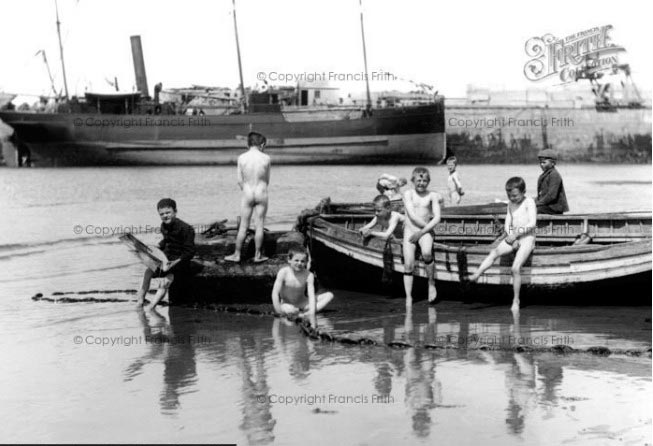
[315,198,507,216]
[303,209,652,289]
[166,225,306,304]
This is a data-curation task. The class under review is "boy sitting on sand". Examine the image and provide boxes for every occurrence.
[468,177,536,311]
[225,131,271,263]
[136,198,196,310]
[359,194,405,240]
[403,167,442,305]
[271,246,334,317]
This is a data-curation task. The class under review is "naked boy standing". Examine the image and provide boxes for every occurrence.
[225,131,271,263]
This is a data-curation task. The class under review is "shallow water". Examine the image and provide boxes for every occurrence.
[1,164,651,444]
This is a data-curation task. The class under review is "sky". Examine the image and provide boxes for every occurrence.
[0,0,651,100]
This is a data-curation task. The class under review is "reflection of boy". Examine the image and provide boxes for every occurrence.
[359,195,405,240]
[535,149,568,214]
[271,246,334,318]
[136,198,195,310]
[403,167,442,305]
[469,177,536,311]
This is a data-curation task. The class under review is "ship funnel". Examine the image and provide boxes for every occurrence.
[130,35,149,98]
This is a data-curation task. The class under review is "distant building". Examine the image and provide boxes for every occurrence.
[296,80,340,106]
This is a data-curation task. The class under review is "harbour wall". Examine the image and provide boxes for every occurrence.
[445,107,652,163]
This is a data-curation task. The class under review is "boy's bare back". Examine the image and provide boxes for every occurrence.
[239,149,270,186]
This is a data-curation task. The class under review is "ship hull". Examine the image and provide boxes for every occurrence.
[0,104,445,166]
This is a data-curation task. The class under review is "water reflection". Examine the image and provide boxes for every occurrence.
[124,307,198,415]
[117,301,647,444]
[495,310,564,436]
[402,306,441,438]
[235,331,276,445]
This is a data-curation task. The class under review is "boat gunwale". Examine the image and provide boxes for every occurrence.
[308,216,653,257]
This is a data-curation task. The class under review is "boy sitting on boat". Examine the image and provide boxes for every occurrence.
[225,131,271,263]
[359,195,405,240]
[136,198,196,310]
[535,149,569,214]
[271,245,334,318]
[468,177,536,311]
[403,167,442,305]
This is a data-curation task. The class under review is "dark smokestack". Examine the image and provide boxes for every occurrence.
[130,35,149,98]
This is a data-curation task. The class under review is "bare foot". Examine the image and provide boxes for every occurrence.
[428,283,437,303]
[468,274,479,283]
[405,296,413,308]
[511,300,520,312]
[253,256,269,263]
[224,253,241,262]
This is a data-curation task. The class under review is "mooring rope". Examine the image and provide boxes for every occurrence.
[30,290,652,357]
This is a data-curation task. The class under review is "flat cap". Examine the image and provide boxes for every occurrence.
[537,148,557,160]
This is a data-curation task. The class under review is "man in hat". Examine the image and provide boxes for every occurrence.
[535,149,569,214]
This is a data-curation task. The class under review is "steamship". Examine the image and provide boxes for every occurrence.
[0,0,445,167]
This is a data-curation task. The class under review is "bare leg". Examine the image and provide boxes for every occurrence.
[252,201,269,263]
[315,292,334,312]
[419,234,437,302]
[136,268,154,305]
[145,274,173,311]
[280,303,300,317]
[225,200,254,262]
[510,239,534,311]
[511,269,521,311]
[469,241,513,282]
[402,237,416,306]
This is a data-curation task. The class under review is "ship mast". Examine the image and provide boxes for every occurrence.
[358,0,372,113]
[232,0,247,112]
[54,0,70,101]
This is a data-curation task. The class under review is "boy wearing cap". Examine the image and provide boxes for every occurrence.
[536,149,568,214]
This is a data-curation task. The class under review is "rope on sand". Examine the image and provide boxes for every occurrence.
[31,290,142,304]
[29,290,652,357]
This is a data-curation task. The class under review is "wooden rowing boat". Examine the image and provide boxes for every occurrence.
[304,207,652,289]
[316,197,507,216]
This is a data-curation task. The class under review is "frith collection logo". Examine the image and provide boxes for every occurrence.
[523,25,625,83]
